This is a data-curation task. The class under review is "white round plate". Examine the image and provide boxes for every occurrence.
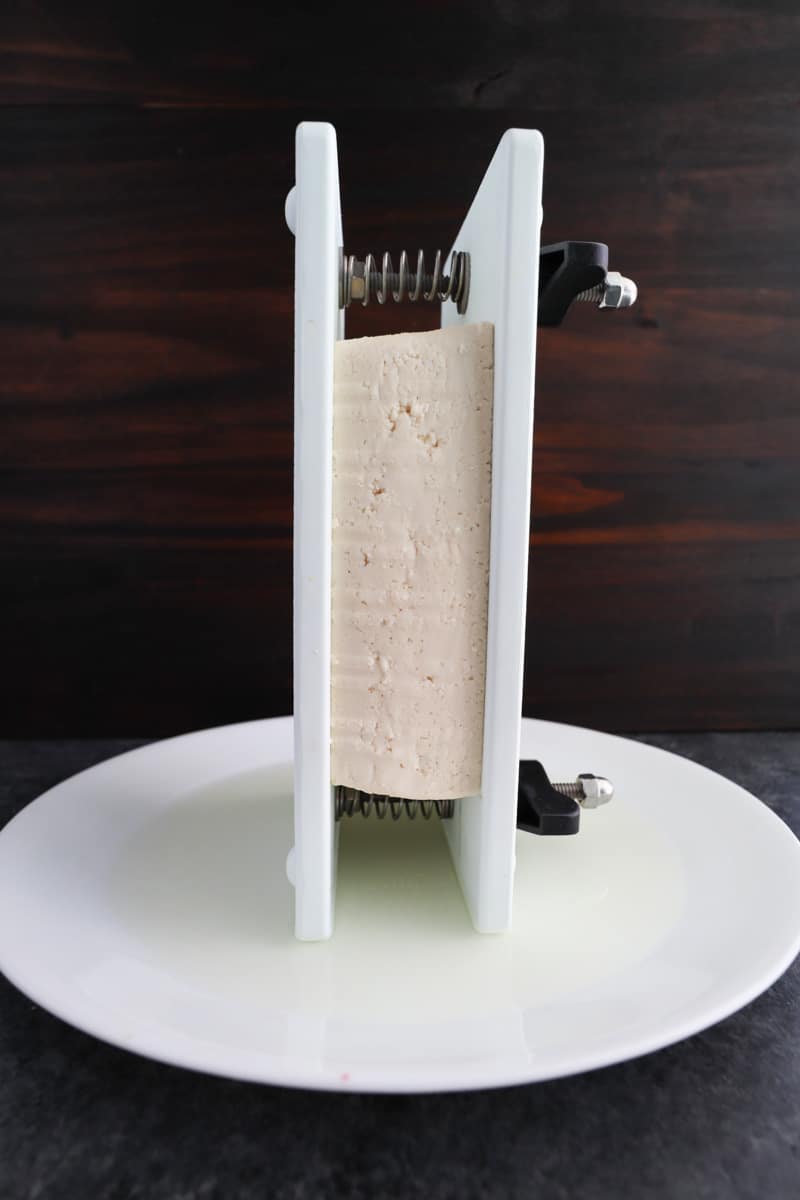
[1,718,799,1093]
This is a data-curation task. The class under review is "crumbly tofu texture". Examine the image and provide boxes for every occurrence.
[330,322,494,800]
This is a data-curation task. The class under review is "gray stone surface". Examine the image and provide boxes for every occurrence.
[1,734,799,1200]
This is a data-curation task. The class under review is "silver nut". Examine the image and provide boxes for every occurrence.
[578,774,614,808]
[350,260,366,301]
[599,271,637,310]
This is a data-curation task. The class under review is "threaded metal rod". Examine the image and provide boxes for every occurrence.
[576,284,605,303]
[552,781,585,800]
[576,272,637,310]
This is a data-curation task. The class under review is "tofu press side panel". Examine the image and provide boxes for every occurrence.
[441,130,544,932]
[286,122,342,940]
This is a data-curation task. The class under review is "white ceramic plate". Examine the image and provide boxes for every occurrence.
[1,717,799,1093]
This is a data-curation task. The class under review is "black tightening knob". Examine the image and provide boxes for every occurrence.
[537,241,636,326]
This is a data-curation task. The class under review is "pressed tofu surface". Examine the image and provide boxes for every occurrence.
[330,322,494,800]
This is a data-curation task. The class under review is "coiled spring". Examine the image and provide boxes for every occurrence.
[334,786,455,821]
[340,249,470,315]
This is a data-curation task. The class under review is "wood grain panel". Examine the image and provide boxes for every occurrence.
[2,6,800,733]
[4,2,800,110]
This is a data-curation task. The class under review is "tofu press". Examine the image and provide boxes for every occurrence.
[285,122,636,941]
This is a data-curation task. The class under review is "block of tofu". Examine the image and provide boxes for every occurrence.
[330,322,494,800]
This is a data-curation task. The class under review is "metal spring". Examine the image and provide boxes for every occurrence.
[340,249,470,314]
[334,786,455,821]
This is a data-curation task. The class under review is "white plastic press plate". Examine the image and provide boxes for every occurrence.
[441,129,544,934]
[1,718,799,1094]
[287,122,343,940]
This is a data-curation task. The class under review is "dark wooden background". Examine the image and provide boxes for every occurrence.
[3,1,800,735]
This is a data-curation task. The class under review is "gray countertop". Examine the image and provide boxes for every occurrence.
[1,733,799,1200]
